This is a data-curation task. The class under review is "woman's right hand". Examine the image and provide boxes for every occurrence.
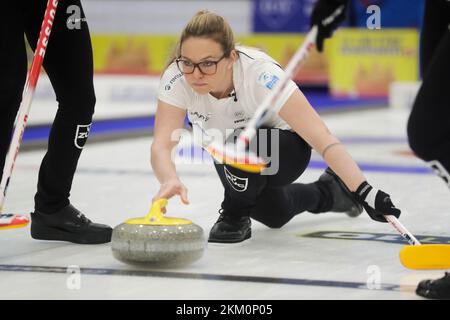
[152,178,190,213]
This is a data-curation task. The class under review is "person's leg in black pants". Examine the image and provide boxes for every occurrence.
[407,0,450,188]
[209,128,362,243]
[0,4,28,183]
[24,0,95,213]
[411,0,450,300]
[1,1,111,243]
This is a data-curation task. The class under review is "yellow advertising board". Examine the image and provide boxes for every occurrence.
[237,34,328,84]
[91,35,178,74]
[90,29,419,96]
[90,34,328,84]
[328,28,419,97]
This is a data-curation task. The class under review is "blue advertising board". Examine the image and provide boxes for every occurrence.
[252,0,317,33]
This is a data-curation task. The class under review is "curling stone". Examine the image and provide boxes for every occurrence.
[111,199,205,266]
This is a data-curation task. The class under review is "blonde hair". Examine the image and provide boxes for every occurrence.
[165,10,236,69]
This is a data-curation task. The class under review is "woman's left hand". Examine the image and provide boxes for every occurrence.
[353,181,401,223]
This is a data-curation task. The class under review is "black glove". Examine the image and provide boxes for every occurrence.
[353,181,401,223]
[310,0,349,52]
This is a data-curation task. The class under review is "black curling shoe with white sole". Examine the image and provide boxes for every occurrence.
[31,204,112,244]
[208,213,251,244]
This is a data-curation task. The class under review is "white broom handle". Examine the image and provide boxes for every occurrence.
[384,215,421,245]
[236,25,318,150]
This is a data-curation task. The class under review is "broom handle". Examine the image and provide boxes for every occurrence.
[0,0,59,213]
[384,215,421,245]
[235,25,318,150]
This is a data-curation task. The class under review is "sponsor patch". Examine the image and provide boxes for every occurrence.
[165,72,183,91]
[258,71,279,90]
[74,124,91,149]
[224,167,248,192]
[189,111,212,122]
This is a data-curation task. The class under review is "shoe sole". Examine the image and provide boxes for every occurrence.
[207,237,252,247]
[31,224,111,244]
[208,229,252,245]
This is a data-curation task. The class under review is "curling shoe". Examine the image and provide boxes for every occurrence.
[31,204,112,244]
[208,210,251,244]
[416,272,450,300]
[317,167,363,217]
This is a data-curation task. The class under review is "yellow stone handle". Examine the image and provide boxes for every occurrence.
[125,198,192,226]
[145,198,168,223]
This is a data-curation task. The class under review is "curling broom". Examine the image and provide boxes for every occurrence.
[0,0,59,230]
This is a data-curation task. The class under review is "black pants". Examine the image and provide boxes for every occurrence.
[407,0,450,174]
[214,129,326,229]
[0,0,95,213]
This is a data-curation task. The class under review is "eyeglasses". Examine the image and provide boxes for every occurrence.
[176,54,227,75]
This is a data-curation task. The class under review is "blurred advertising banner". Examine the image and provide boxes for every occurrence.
[328,28,419,97]
[90,28,419,94]
[349,0,424,28]
[237,34,328,85]
[252,0,316,33]
[90,33,328,85]
[91,35,179,75]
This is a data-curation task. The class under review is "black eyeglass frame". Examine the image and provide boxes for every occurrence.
[175,54,228,75]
